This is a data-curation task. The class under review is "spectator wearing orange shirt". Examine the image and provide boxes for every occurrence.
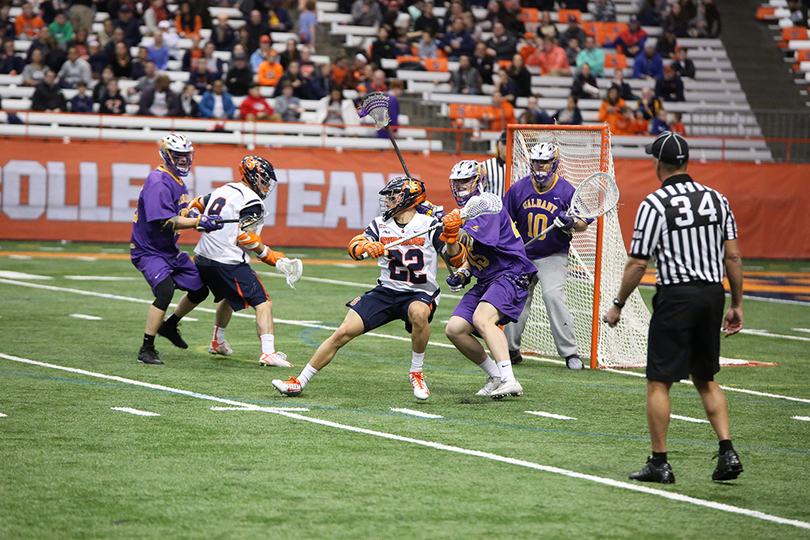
[527,37,571,77]
[175,2,202,38]
[609,105,635,135]
[598,86,625,125]
[633,110,650,134]
[257,49,284,87]
[16,3,44,39]
[480,89,516,131]
[668,112,685,136]
[330,53,355,89]
[519,32,539,62]
[240,82,281,121]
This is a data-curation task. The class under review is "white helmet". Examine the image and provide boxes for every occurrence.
[449,160,487,206]
[529,142,559,187]
[159,133,194,177]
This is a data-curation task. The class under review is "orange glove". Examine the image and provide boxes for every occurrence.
[258,247,286,266]
[440,209,463,244]
[364,241,387,259]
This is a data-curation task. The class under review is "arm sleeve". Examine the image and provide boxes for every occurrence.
[430,219,444,252]
[628,199,661,260]
[364,220,380,241]
[721,195,737,241]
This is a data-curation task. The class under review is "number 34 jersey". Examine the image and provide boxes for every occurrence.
[194,182,265,265]
[364,213,445,295]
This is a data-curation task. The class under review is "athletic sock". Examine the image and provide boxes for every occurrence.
[497,360,515,383]
[651,452,668,466]
[410,351,425,372]
[719,439,734,454]
[165,313,181,328]
[478,356,500,378]
[143,334,155,349]
[297,364,319,388]
[213,326,226,343]
[260,334,275,355]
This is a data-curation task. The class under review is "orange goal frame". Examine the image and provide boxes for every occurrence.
[504,124,611,369]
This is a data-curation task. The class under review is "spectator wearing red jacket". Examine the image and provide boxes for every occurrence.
[606,15,647,57]
[240,83,281,121]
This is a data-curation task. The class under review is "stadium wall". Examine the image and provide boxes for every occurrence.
[0,140,808,259]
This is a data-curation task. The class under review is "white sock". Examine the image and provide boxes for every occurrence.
[411,351,425,372]
[260,333,275,355]
[213,326,225,343]
[478,356,500,378]
[297,364,319,388]
[497,360,515,383]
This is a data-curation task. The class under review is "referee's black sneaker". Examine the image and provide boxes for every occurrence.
[566,355,584,370]
[629,457,675,484]
[712,450,744,481]
[138,346,164,365]
[158,321,188,349]
[509,349,523,365]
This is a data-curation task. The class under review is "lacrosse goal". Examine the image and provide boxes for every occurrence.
[505,125,650,368]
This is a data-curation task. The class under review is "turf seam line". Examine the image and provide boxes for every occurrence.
[1,351,808,532]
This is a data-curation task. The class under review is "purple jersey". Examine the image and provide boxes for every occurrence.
[131,166,190,258]
[503,174,583,259]
[459,206,535,282]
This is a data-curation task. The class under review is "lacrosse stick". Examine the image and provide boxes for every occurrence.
[276,257,303,290]
[358,92,410,178]
[209,212,266,231]
[525,172,620,248]
[360,193,503,260]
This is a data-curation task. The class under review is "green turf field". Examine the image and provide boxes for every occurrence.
[1,241,809,540]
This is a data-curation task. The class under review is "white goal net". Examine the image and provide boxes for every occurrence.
[507,125,650,368]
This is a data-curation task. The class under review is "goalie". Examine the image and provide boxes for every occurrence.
[272,177,447,400]
[191,155,303,367]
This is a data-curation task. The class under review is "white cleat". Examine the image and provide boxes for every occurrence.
[208,339,233,356]
[272,377,302,397]
[490,379,523,400]
[409,371,430,400]
[476,376,501,396]
[259,351,292,367]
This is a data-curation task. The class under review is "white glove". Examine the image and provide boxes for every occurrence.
[276,257,303,290]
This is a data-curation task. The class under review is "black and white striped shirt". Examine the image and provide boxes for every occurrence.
[482,156,507,199]
[629,174,737,286]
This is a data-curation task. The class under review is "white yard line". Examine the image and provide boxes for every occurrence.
[64,276,139,281]
[1,352,808,532]
[0,271,53,280]
[670,414,710,424]
[111,407,160,416]
[792,416,810,422]
[75,257,98,262]
[70,314,103,321]
[7,255,33,260]
[210,406,310,412]
[0,412,7,417]
[390,408,444,419]
[741,329,810,342]
[525,411,577,420]
[792,328,810,334]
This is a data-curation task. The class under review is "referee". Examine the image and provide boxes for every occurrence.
[604,132,744,484]
[482,130,508,198]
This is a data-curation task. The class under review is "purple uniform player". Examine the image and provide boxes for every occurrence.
[442,160,536,399]
[502,142,590,370]
[130,134,224,365]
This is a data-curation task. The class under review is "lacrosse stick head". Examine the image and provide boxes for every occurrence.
[239,212,266,232]
[528,142,560,189]
[460,192,502,220]
[570,172,620,220]
[379,176,426,221]
[449,160,487,206]
[357,92,391,130]
[276,257,303,289]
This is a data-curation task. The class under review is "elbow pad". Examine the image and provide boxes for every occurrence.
[237,231,263,251]
[449,243,467,268]
[348,234,368,261]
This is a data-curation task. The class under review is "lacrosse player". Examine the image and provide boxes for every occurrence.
[442,160,537,399]
[131,134,223,365]
[502,142,590,370]
[190,155,302,367]
[272,177,451,400]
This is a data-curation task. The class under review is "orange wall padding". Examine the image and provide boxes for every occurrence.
[0,139,808,258]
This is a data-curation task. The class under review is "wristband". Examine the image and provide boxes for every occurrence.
[612,298,625,309]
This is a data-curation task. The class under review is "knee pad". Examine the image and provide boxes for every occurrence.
[187,286,209,305]
[152,277,175,311]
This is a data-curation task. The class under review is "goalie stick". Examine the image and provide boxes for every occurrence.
[525,171,620,247]
[359,193,503,260]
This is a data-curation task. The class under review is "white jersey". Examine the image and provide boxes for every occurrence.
[194,182,264,265]
[364,213,444,295]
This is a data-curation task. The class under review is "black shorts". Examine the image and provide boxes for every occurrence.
[195,256,269,311]
[646,281,726,382]
[346,285,439,334]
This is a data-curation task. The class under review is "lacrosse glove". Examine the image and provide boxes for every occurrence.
[552,211,576,234]
[196,214,224,232]
[440,209,463,244]
[446,267,472,293]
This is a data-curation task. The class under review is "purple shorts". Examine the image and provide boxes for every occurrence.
[132,251,204,295]
[452,273,531,326]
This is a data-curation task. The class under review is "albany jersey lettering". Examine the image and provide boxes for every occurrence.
[364,214,444,295]
[195,182,265,264]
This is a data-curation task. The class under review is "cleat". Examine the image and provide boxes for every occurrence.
[157,322,188,349]
[629,457,675,484]
[566,355,584,370]
[137,346,163,365]
[409,371,430,400]
[476,376,501,396]
[509,349,523,365]
[208,339,233,356]
[259,351,292,367]
[490,379,523,400]
[712,450,743,481]
[272,376,302,397]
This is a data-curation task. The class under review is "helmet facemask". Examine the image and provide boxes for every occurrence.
[379,177,426,221]
[449,160,486,206]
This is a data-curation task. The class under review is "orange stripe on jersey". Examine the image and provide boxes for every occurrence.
[234,279,249,309]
